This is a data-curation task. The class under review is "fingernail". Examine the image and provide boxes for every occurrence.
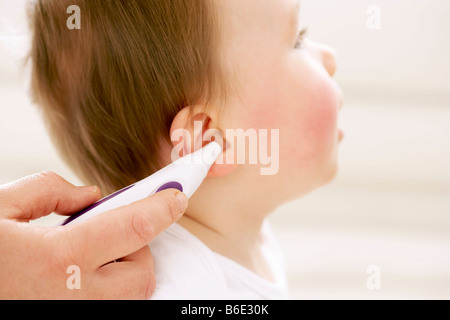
[82,185,99,194]
[176,192,188,213]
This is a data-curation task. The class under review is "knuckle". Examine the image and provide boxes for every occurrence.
[37,170,59,181]
[35,171,64,190]
[130,208,156,244]
[163,194,182,222]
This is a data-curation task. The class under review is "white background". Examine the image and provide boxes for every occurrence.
[1,0,449,299]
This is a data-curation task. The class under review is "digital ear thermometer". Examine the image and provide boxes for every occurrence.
[60,142,223,226]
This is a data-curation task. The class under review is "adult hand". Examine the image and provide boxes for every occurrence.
[0,171,188,299]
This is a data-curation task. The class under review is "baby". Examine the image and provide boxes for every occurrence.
[28,0,344,299]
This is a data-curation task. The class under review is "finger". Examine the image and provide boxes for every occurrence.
[0,171,101,221]
[120,243,153,264]
[95,247,155,299]
[67,189,188,268]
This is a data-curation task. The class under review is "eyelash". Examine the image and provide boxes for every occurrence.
[294,28,308,49]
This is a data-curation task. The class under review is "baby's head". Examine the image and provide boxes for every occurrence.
[29,0,343,210]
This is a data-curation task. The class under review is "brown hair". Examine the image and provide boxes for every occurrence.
[28,0,229,194]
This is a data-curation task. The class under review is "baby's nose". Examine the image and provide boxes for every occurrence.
[321,45,338,77]
[307,39,338,77]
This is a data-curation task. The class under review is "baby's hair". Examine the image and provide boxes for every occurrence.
[28,0,231,194]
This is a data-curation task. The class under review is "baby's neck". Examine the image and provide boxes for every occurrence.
[176,176,279,282]
[177,215,276,282]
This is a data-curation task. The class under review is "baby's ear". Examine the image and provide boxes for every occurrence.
[169,107,192,158]
[169,106,237,178]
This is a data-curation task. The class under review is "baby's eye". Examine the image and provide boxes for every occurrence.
[294,27,308,49]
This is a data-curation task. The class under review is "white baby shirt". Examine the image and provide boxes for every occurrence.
[148,221,289,300]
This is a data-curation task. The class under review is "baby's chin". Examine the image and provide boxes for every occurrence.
[322,159,340,185]
[317,144,340,183]
[288,154,340,200]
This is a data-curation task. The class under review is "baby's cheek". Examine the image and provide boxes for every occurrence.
[283,78,339,170]
[243,85,284,129]
[308,90,338,148]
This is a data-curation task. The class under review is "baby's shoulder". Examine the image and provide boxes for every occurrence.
[148,223,228,300]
